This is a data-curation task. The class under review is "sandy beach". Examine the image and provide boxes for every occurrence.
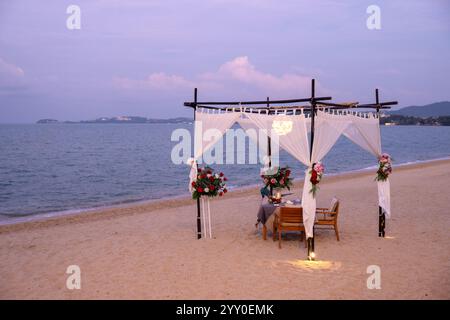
[1,159,449,299]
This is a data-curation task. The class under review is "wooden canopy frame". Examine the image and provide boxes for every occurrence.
[184,78,398,260]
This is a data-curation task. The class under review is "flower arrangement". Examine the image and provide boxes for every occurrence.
[376,153,392,181]
[309,162,324,197]
[260,166,293,198]
[191,167,228,200]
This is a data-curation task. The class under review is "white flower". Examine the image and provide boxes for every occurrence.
[204,187,209,193]
[215,173,219,178]
[207,174,212,178]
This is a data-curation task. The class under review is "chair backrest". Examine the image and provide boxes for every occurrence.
[279,207,303,224]
[329,197,339,213]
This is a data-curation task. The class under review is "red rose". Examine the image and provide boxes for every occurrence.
[219,192,223,196]
[197,187,203,193]
[224,177,228,181]
[223,188,228,193]
[207,170,212,174]
[220,172,224,177]
[197,169,201,173]
[310,170,318,185]
[286,170,291,176]
[201,174,206,179]
[191,181,196,187]
[210,185,215,191]
[209,176,214,182]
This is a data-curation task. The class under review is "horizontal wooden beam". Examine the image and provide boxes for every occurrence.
[357,101,398,108]
[184,96,332,107]
[187,103,393,111]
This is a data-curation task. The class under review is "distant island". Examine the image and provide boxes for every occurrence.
[382,101,450,126]
[36,101,450,126]
[388,101,450,117]
[36,119,60,124]
[380,115,450,126]
[37,116,193,124]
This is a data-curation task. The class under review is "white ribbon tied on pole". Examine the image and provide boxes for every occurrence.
[377,179,391,218]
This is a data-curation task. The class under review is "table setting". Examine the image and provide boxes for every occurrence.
[256,194,302,240]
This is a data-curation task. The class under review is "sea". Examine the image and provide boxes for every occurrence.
[1,123,449,224]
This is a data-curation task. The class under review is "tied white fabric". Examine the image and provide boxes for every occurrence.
[301,168,315,237]
[187,157,197,193]
[300,111,351,237]
[377,179,391,218]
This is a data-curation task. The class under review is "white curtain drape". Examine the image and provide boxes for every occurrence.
[343,112,381,157]
[194,109,242,159]
[189,109,241,192]
[245,111,311,165]
[312,111,351,161]
[330,111,390,218]
[237,114,268,165]
[299,111,352,237]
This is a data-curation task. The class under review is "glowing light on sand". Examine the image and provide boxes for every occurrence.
[286,260,342,271]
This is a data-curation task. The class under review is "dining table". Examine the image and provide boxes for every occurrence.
[256,199,302,240]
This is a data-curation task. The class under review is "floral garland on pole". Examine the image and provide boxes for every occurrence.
[191,167,228,200]
[375,153,392,181]
[309,162,324,198]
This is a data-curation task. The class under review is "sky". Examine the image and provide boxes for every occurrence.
[0,0,449,123]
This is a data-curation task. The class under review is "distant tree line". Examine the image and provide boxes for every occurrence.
[381,115,450,126]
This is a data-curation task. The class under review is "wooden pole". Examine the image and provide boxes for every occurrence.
[307,79,316,260]
[194,88,202,239]
[267,97,273,196]
[376,88,386,238]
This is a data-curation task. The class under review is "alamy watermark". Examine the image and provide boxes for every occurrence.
[66,5,81,30]
[366,265,381,289]
[171,124,282,167]
[366,5,381,30]
[66,265,81,290]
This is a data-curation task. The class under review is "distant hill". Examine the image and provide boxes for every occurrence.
[37,116,193,124]
[36,119,59,124]
[389,101,450,117]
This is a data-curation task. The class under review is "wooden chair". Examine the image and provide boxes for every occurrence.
[273,207,306,249]
[315,197,340,241]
